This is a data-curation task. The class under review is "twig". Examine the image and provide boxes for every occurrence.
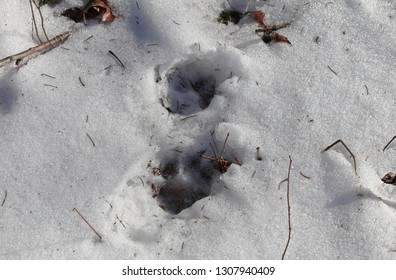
[180,115,197,121]
[117,216,127,228]
[79,77,85,87]
[29,0,42,44]
[1,191,7,207]
[108,50,125,69]
[33,1,51,44]
[102,196,113,208]
[44,84,57,88]
[41,73,56,79]
[220,133,230,158]
[136,1,140,10]
[210,131,219,156]
[73,208,102,241]
[84,35,93,43]
[299,172,311,179]
[137,176,145,187]
[281,155,292,260]
[364,84,369,95]
[327,65,338,75]
[0,32,70,69]
[322,139,357,175]
[278,178,288,190]
[383,135,396,152]
[86,133,96,147]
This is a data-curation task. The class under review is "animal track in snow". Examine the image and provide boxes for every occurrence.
[157,48,244,115]
[147,47,246,214]
[151,131,242,214]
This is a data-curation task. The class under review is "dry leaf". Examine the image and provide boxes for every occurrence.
[62,0,115,23]
[247,10,267,28]
[84,0,116,22]
[382,172,396,184]
[271,33,292,45]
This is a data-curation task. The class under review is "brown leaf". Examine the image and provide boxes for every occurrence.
[247,10,267,28]
[63,0,116,23]
[382,172,396,184]
[271,32,292,45]
[84,0,116,22]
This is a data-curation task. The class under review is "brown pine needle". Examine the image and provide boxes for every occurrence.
[29,0,42,44]
[86,133,96,147]
[322,139,357,175]
[220,133,230,158]
[0,32,70,69]
[281,155,293,260]
[364,84,369,95]
[79,77,85,87]
[278,178,288,190]
[383,135,396,152]
[299,172,311,179]
[327,65,338,75]
[1,191,7,207]
[33,1,51,44]
[108,50,125,69]
[73,208,102,241]
[41,73,56,79]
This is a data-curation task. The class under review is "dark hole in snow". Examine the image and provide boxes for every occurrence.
[158,52,239,116]
[155,151,215,214]
[152,136,241,214]
[217,10,244,25]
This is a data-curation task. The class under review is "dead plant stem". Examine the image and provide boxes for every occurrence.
[281,155,292,260]
[1,191,7,207]
[29,0,42,43]
[33,1,51,43]
[0,31,70,69]
[73,208,102,241]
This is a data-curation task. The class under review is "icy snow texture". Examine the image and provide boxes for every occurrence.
[1,0,396,259]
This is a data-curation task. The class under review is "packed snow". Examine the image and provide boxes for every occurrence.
[1,0,396,259]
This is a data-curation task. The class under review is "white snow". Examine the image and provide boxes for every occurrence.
[1,0,396,259]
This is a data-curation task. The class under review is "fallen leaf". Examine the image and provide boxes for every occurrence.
[84,0,116,22]
[382,172,396,184]
[247,10,267,28]
[62,0,116,23]
[271,32,292,45]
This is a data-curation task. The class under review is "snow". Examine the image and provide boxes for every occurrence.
[1,0,396,259]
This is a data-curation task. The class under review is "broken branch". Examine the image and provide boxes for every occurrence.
[0,31,70,69]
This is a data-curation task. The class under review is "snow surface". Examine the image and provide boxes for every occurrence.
[1,0,396,259]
